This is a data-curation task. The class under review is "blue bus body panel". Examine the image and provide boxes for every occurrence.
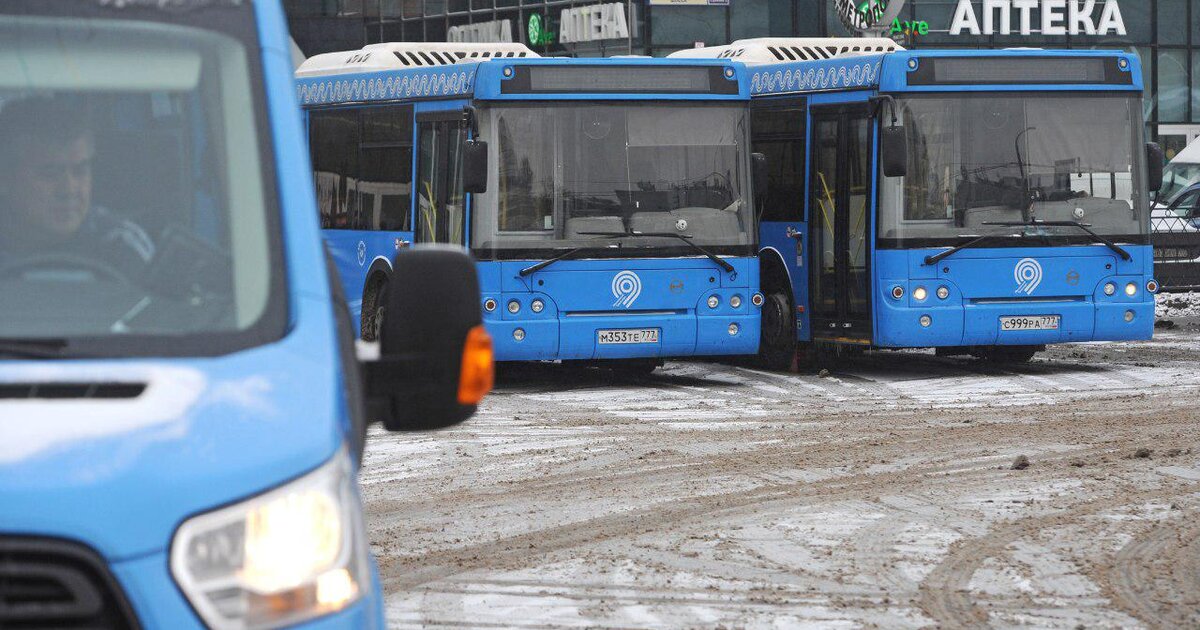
[480,257,759,361]
[879,49,1144,93]
[874,245,1154,348]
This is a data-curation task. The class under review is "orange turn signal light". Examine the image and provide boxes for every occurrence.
[457,325,494,405]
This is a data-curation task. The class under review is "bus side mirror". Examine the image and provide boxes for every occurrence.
[881,125,908,178]
[463,140,488,194]
[1147,142,1165,193]
[751,152,768,198]
[362,245,493,431]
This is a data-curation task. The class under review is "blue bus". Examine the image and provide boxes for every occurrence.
[296,44,763,371]
[0,1,490,628]
[677,39,1161,367]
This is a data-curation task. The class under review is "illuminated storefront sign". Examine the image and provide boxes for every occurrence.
[949,0,1127,36]
[527,13,555,45]
[558,2,630,44]
[448,19,514,43]
[836,0,907,33]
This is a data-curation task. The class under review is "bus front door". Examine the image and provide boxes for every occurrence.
[809,105,873,344]
[416,113,467,245]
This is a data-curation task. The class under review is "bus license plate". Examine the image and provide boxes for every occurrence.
[598,329,659,345]
[1000,315,1061,331]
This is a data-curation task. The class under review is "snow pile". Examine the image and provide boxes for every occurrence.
[1156,291,1200,320]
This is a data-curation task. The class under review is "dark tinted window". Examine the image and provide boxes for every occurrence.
[309,109,359,229]
[360,105,413,231]
[751,103,806,223]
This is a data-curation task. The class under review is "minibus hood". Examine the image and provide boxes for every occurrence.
[0,332,344,561]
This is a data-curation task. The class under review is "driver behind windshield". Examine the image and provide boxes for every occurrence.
[0,96,156,279]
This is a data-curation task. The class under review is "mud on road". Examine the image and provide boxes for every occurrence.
[362,321,1200,629]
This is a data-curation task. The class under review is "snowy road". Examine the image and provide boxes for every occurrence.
[361,323,1200,629]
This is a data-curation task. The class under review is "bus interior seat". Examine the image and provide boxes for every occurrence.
[565,216,625,238]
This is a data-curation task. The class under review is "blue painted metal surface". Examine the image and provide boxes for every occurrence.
[0,1,386,627]
[753,48,1153,352]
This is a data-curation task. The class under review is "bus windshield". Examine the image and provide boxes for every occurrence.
[878,94,1147,247]
[0,1,284,358]
[471,103,754,259]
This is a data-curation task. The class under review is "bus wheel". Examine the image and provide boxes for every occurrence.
[758,290,796,371]
[361,278,387,342]
[983,345,1041,363]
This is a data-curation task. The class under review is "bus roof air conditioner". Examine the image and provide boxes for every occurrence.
[668,37,904,65]
[296,42,539,77]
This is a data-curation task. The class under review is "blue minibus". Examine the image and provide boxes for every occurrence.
[296,45,764,371]
[677,39,1162,367]
[0,1,491,628]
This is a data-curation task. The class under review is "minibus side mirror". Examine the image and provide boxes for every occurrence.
[362,246,493,431]
[881,125,909,178]
[463,140,488,194]
[751,152,768,199]
[1147,142,1165,193]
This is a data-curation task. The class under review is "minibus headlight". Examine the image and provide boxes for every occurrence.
[891,286,904,300]
[936,286,950,300]
[1124,282,1137,297]
[707,295,720,309]
[483,298,497,312]
[913,287,928,302]
[531,299,545,313]
[507,300,521,314]
[1147,280,1160,294]
[730,295,743,309]
[171,447,368,630]
[1104,282,1117,296]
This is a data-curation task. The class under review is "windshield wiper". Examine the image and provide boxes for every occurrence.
[519,246,596,277]
[0,337,72,360]
[983,220,1132,261]
[579,230,736,273]
[923,234,1022,266]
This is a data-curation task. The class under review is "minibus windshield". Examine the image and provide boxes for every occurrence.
[878,94,1148,248]
[0,1,285,358]
[471,103,754,260]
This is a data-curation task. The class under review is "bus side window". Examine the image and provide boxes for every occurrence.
[750,102,807,223]
[309,109,361,230]
[360,105,415,232]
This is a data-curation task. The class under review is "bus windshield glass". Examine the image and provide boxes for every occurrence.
[472,103,754,259]
[0,1,284,358]
[878,94,1147,247]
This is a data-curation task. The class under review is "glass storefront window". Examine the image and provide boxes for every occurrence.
[1159,49,1189,122]
[1160,0,1188,45]
[650,5,725,47]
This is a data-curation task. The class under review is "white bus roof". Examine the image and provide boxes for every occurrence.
[1170,137,1200,165]
[296,42,538,78]
[669,37,904,65]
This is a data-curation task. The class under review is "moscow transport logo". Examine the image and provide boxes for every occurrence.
[1014,258,1044,295]
[611,270,643,309]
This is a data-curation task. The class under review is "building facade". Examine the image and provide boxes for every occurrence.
[284,0,1200,156]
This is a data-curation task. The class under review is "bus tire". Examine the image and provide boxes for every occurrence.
[984,345,1041,363]
[361,276,387,342]
[758,289,797,371]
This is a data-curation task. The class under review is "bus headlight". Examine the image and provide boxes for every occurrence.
[728,323,740,336]
[751,293,765,307]
[513,328,526,342]
[171,448,367,630]
[891,286,904,300]
[483,298,497,312]
[1147,280,1160,294]
[937,286,950,300]
[1104,282,1117,296]
[730,295,743,309]
[507,300,521,314]
[707,296,720,309]
[1124,283,1137,297]
[920,315,932,328]
[531,299,545,313]
[1125,310,1135,322]
[913,287,928,302]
